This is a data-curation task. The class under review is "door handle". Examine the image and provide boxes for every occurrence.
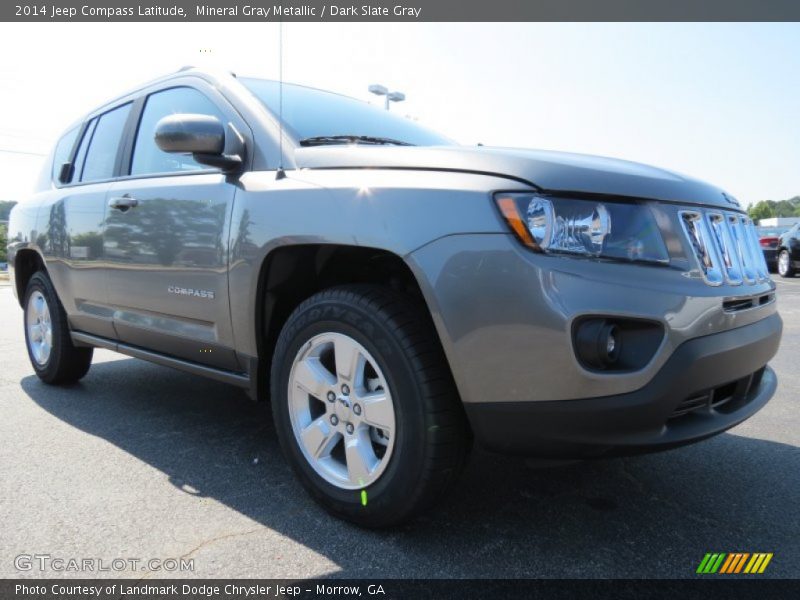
[108,196,139,212]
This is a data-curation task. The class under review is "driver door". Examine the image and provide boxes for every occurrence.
[103,84,244,371]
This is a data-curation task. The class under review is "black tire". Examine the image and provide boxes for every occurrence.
[777,249,796,278]
[23,271,93,384]
[270,285,471,527]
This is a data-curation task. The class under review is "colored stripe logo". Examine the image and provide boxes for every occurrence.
[697,552,773,574]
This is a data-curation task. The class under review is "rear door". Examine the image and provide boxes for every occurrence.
[42,103,133,340]
[104,83,244,371]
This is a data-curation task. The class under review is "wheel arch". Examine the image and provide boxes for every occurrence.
[249,243,446,402]
[12,248,47,307]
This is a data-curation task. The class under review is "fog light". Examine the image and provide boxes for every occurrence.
[606,332,617,355]
[575,319,622,370]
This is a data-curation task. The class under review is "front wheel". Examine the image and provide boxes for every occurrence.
[778,249,796,278]
[270,285,470,527]
[23,271,93,384]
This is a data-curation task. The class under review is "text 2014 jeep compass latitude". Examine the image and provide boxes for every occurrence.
[8,68,782,526]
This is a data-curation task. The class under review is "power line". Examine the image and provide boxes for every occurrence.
[0,148,47,157]
[0,131,52,141]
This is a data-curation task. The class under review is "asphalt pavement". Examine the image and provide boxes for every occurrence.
[0,277,798,579]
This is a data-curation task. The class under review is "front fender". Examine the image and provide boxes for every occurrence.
[226,168,528,358]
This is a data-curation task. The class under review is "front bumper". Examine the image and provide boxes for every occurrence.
[407,231,781,457]
[465,313,781,456]
[409,233,778,404]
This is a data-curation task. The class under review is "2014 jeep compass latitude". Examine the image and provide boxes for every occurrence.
[8,68,782,526]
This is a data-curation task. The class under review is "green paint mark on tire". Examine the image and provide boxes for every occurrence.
[361,490,367,506]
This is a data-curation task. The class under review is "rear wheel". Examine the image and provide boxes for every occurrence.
[778,249,796,278]
[270,285,470,527]
[23,271,93,384]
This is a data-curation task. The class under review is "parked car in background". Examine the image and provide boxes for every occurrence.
[776,223,800,278]
[757,226,790,272]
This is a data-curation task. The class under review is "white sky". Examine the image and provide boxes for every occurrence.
[0,22,798,206]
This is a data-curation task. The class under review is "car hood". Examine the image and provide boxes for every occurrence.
[294,145,739,209]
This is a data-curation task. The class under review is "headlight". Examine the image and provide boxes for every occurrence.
[495,193,669,264]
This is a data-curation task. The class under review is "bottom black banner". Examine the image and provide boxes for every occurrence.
[2,579,799,600]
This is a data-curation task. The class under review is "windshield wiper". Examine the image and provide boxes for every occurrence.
[299,135,415,147]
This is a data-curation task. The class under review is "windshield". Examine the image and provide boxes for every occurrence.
[240,78,453,147]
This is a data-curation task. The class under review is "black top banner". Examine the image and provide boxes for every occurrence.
[4,0,800,22]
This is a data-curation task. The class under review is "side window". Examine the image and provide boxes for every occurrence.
[80,103,132,183]
[131,87,225,177]
[51,127,79,183]
[71,119,97,183]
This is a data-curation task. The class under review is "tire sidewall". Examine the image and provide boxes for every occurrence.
[778,250,792,277]
[271,295,428,525]
[23,274,58,378]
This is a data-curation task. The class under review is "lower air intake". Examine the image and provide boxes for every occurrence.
[669,367,765,420]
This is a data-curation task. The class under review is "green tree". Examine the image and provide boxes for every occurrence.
[747,196,800,221]
[0,201,17,222]
[748,200,774,221]
[0,223,7,264]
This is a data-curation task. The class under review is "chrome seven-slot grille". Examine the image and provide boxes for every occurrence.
[679,210,770,286]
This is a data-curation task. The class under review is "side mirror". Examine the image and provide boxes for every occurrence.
[154,113,242,171]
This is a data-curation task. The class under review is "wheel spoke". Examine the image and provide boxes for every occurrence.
[345,435,376,485]
[288,331,396,490]
[360,391,394,433]
[300,417,339,459]
[334,336,364,386]
[26,291,53,366]
[294,357,336,400]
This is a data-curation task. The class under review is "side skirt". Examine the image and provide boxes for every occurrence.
[70,331,251,389]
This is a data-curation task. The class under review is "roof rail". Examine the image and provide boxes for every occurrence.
[176,66,236,77]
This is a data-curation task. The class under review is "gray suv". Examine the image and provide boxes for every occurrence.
[8,68,782,526]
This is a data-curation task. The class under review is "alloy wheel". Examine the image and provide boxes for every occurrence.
[287,332,396,490]
[26,290,53,365]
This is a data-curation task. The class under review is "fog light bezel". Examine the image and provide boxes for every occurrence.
[571,316,665,373]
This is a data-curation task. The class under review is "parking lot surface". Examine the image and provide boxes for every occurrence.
[0,278,798,579]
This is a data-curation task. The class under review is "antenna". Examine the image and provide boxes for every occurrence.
[275,20,286,180]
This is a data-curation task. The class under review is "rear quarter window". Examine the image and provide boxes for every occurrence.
[51,127,79,183]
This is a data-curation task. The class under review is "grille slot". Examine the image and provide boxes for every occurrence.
[723,298,755,312]
[722,293,775,313]
[669,368,765,420]
[680,210,769,286]
[671,392,712,418]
